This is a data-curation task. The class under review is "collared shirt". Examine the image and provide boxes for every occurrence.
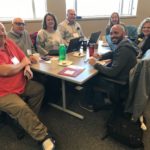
[58,19,84,45]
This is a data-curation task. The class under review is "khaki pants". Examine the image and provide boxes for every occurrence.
[0,80,48,141]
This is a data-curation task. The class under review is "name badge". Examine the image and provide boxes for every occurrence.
[73,33,79,38]
[11,56,20,64]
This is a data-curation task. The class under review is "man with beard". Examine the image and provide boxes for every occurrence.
[80,24,138,112]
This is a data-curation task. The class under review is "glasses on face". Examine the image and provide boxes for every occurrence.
[14,22,25,27]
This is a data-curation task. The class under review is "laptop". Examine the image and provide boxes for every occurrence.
[67,37,83,53]
[88,31,101,44]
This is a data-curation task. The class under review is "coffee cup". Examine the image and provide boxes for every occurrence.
[82,40,87,51]
[89,43,95,56]
[32,53,40,63]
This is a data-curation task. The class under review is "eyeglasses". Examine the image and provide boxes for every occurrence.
[14,22,25,26]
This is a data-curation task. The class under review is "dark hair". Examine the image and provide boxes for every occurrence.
[42,12,58,30]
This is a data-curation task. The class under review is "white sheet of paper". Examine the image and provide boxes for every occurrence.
[64,70,75,75]
[11,56,20,64]
[73,33,79,38]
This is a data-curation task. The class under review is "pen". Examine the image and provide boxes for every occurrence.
[84,59,89,63]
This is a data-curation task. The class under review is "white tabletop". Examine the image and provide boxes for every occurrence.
[31,52,98,85]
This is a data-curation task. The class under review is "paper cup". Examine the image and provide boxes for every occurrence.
[32,53,40,63]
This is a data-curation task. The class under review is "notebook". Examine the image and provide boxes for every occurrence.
[67,37,83,53]
[88,31,101,44]
[58,65,84,77]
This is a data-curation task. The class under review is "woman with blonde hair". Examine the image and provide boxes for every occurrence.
[136,17,150,56]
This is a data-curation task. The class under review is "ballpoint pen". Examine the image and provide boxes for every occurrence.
[84,59,89,63]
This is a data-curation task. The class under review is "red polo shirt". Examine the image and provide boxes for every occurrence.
[0,38,26,97]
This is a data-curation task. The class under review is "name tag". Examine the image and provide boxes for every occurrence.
[73,33,79,38]
[11,56,20,64]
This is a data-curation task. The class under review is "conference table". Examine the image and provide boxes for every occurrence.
[31,41,110,119]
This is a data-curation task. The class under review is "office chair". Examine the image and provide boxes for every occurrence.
[93,76,128,113]
[126,25,138,42]
[30,31,38,51]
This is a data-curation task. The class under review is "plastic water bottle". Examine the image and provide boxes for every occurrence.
[59,44,66,61]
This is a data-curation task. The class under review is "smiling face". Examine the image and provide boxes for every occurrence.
[111,13,120,25]
[142,22,150,37]
[46,15,55,29]
[12,18,25,35]
[67,9,76,24]
[110,25,125,44]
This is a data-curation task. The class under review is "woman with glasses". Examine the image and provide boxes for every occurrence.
[136,18,150,57]
[36,12,63,56]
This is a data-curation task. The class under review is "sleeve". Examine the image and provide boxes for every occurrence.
[26,32,36,54]
[76,22,84,37]
[36,30,48,55]
[58,23,66,39]
[100,52,113,60]
[7,38,25,61]
[94,47,130,78]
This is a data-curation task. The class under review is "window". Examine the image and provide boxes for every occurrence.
[66,0,138,18]
[0,0,47,21]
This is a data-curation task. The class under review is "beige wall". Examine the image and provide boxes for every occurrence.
[3,0,150,37]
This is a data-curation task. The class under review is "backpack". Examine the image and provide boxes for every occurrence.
[102,113,144,149]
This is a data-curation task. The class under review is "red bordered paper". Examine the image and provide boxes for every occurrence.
[58,65,84,77]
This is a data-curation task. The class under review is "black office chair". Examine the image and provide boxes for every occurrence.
[93,76,128,113]
[126,25,138,42]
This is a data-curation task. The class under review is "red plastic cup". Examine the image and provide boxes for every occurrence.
[89,43,95,56]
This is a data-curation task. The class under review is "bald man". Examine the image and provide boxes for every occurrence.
[81,24,138,112]
[7,18,37,63]
[58,9,84,45]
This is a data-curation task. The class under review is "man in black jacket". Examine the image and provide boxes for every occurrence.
[80,24,138,112]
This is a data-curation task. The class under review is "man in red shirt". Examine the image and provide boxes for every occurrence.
[0,23,55,150]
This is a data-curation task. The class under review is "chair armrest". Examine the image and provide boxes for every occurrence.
[101,76,127,85]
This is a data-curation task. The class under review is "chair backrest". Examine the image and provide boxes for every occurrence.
[126,25,138,42]
[30,32,38,51]
[125,51,150,121]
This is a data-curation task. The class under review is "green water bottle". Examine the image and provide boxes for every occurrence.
[59,44,66,61]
